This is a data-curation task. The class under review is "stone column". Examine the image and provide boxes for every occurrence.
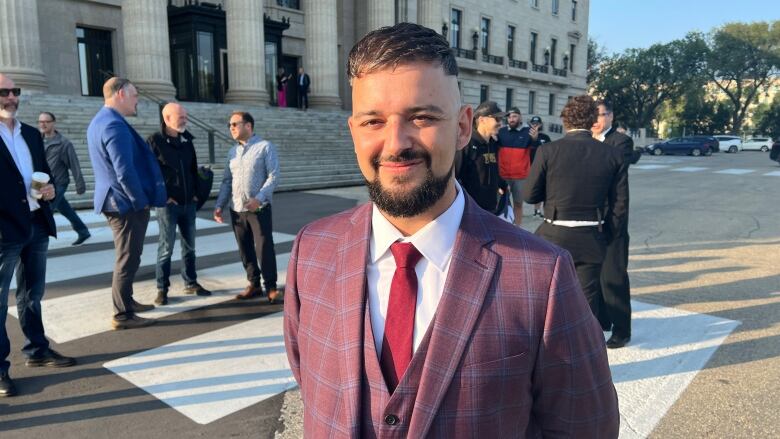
[304,0,342,108]
[418,0,443,34]
[122,0,176,100]
[224,0,269,105]
[0,0,47,91]
[367,0,395,31]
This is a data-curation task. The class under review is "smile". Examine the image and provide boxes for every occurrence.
[380,159,423,173]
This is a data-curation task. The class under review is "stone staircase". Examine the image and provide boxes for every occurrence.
[16,94,363,208]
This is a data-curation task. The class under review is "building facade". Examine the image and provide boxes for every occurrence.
[1,0,588,128]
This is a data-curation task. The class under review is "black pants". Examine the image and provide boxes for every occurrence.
[105,209,150,318]
[299,91,309,109]
[536,222,607,319]
[230,205,277,291]
[598,233,632,338]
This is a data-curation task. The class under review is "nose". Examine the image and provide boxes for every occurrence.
[383,118,412,157]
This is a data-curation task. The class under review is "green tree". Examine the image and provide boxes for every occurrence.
[705,21,780,133]
[587,38,607,85]
[753,96,780,139]
[591,33,708,129]
[675,88,733,134]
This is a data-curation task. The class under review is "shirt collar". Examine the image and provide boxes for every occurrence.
[370,181,465,272]
[0,118,21,136]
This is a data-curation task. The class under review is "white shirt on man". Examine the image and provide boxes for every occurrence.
[0,119,40,211]
[367,182,465,355]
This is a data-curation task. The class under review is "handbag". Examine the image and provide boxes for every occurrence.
[195,166,214,211]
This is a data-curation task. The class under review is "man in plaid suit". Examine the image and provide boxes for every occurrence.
[284,23,619,438]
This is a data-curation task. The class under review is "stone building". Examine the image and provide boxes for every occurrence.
[2,0,589,129]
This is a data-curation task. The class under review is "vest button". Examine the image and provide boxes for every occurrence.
[384,414,399,426]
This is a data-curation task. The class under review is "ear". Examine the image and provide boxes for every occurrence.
[456,105,473,151]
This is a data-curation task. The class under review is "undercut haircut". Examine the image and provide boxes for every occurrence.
[230,111,254,129]
[347,22,458,82]
[560,95,598,130]
[102,77,133,99]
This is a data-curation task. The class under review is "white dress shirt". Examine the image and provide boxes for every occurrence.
[367,182,465,355]
[0,119,40,211]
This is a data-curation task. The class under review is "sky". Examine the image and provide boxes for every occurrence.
[588,0,777,55]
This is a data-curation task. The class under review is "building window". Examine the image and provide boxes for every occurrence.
[450,9,462,49]
[548,93,555,115]
[571,0,578,21]
[552,0,559,15]
[481,18,491,55]
[530,0,539,8]
[569,43,576,70]
[507,25,516,59]
[76,26,114,97]
[480,85,489,103]
[551,38,557,67]
[276,0,300,9]
[530,32,538,64]
[528,90,536,114]
[506,88,514,110]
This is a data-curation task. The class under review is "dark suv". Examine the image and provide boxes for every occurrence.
[645,136,719,156]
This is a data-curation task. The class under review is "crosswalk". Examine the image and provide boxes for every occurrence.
[631,161,780,177]
[6,209,741,435]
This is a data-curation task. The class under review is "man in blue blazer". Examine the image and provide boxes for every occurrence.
[87,77,166,330]
[1,73,76,397]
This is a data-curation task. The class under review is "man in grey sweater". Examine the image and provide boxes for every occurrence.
[39,112,91,246]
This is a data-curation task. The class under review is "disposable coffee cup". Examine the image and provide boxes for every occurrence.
[31,172,50,199]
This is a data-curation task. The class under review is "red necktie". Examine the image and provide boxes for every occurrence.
[380,242,423,394]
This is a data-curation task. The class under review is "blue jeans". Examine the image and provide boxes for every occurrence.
[156,203,197,291]
[52,184,89,237]
[0,215,51,373]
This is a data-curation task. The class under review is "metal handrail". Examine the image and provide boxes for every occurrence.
[98,69,232,163]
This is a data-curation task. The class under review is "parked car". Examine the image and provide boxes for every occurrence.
[713,135,742,153]
[644,136,719,156]
[742,137,773,151]
[770,140,780,164]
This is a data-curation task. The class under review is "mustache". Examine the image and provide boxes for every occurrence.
[372,149,431,169]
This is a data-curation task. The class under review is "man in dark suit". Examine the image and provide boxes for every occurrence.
[87,77,167,330]
[592,100,637,348]
[524,95,629,336]
[296,67,311,110]
[0,74,76,397]
[284,23,618,437]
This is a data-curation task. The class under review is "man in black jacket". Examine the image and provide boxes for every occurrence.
[0,74,76,397]
[523,95,628,336]
[296,67,311,110]
[148,103,211,305]
[456,101,508,214]
[592,100,637,348]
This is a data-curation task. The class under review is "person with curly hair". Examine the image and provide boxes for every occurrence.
[523,95,629,347]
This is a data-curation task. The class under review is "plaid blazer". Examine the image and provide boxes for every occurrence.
[284,195,619,438]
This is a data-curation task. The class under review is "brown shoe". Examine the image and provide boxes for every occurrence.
[236,284,261,300]
[132,301,155,313]
[267,289,282,304]
[111,315,156,330]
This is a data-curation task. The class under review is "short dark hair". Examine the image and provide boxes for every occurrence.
[596,100,613,113]
[347,22,458,82]
[230,111,254,129]
[102,77,133,99]
[560,95,597,130]
[39,111,56,122]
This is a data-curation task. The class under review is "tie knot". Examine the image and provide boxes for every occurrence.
[390,242,422,269]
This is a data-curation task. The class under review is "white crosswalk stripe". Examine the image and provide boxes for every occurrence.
[714,168,755,175]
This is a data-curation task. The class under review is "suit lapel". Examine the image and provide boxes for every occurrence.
[20,124,45,172]
[409,197,498,435]
[334,202,372,435]
[0,136,22,178]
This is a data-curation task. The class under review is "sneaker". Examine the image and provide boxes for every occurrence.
[183,283,212,297]
[154,290,168,305]
[111,315,156,330]
[132,301,155,313]
[26,349,77,368]
[72,233,91,246]
[0,371,17,397]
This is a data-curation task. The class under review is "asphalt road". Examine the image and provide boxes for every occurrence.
[1,149,778,438]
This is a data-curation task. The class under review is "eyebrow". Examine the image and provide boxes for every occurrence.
[353,105,447,119]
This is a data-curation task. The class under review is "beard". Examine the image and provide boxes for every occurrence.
[365,148,452,218]
[0,103,17,119]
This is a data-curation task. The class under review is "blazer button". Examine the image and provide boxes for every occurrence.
[384,414,399,426]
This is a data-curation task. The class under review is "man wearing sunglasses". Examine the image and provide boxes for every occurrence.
[214,112,281,303]
[87,77,167,330]
[0,74,76,398]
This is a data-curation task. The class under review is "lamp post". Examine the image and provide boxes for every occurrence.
[544,47,550,66]
[472,29,479,51]
[562,53,569,71]
[442,21,449,39]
